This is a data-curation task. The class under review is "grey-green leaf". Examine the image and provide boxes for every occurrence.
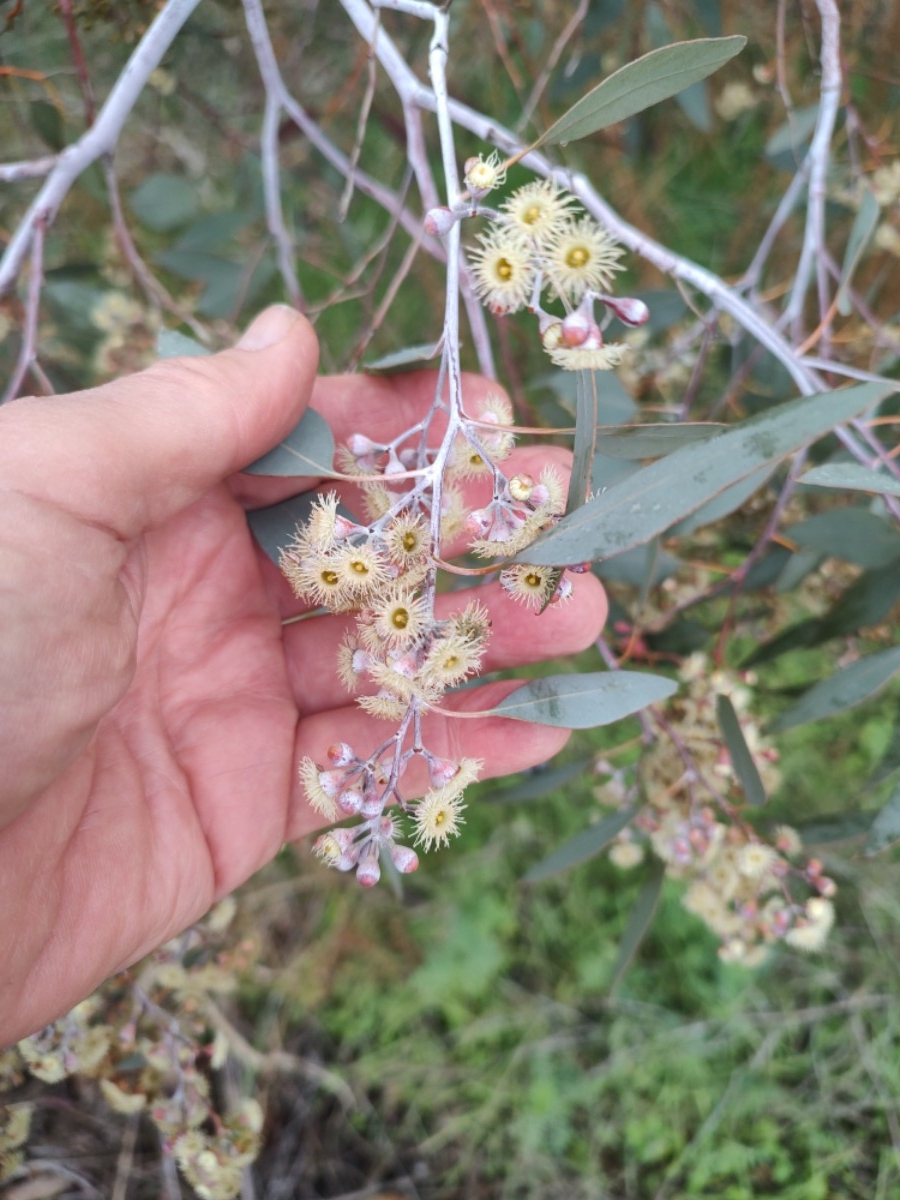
[244,408,337,477]
[785,508,900,569]
[364,341,442,372]
[486,671,677,728]
[156,329,211,359]
[595,422,724,459]
[837,187,879,316]
[246,492,319,564]
[608,863,666,995]
[492,757,592,805]
[768,646,900,733]
[524,804,639,883]
[715,694,766,806]
[519,382,892,566]
[799,462,900,499]
[863,783,900,856]
[539,36,746,145]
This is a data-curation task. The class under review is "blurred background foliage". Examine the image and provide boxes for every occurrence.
[3,0,900,1197]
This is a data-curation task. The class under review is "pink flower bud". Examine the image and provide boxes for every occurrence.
[465,508,493,538]
[424,205,458,238]
[328,742,356,766]
[338,789,363,816]
[318,770,346,798]
[391,653,419,679]
[528,483,550,507]
[817,876,837,898]
[356,853,381,888]
[428,757,461,787]
[601,295,650,327]
[361,791,385,819]
[333,516,360,539]
[551,577,574,603]
[560,311,592,348]
[391,845,419,874]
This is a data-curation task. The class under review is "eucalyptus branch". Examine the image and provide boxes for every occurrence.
[782,0,843,340]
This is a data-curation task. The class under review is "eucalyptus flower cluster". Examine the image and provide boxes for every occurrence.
[4,900,262,1198]
[602,655,837,964]
[454,157,649,370]
[282,386,574,881]
[282,163,652,882]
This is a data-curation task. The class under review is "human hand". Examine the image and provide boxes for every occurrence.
[0,305,607,1046]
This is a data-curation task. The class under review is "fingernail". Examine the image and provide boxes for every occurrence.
[236,304,300,350]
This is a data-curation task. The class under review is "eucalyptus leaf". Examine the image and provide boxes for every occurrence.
[364,340,443,372]
[520,382,891,567]
[716,695,766,806]
[156,329,210,359]
[799,462,900,499]
[486,671,677,728]
[130,173,199,232]
[837,187,879,316]
[786,508,900,569]
[538,36,746,145]
[768,646,900,733]
[246,492,319,564]
[491,757,592,805]
[244,408,337,477]
[524,804,639,882]
[669,462,774,537]
[608,863,666,994]
[747,563,900,666]
[764,104,819,159]
[595,422,724,460]
[863,784,900,856]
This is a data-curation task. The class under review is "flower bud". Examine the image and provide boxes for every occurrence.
[328,742,356,766]
[356,853,381,888]
[424,205,458,238]
[601,295,650,327]
[338,789,363,816]
[428,756,460,787]
[361,790,385,819]
[560,310,592,348]
[541,322,563,350]
[391,845,419,873]
[465,508,493,538]
[318,769,346,798]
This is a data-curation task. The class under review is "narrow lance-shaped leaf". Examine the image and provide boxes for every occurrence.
[799,462,900,499]
[524,804,639,883]
[716,694,766,806]
[244,408,337,478]
[837,187,879,316]
[485,671,677,728]
[768,646,900,733]
[608,863,666,995]
[537,36,746,146]
[519,382,892,567]
[595,422,724,459]
[863,783,900,856]
[492,757,593,805]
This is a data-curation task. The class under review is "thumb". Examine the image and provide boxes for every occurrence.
[0,305,319,538]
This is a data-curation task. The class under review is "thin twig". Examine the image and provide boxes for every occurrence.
[0,0,205,297]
